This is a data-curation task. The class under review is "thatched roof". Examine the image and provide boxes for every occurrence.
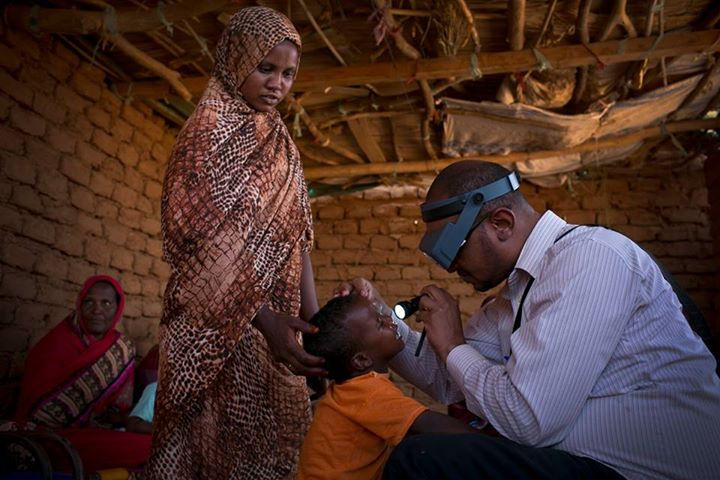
[6,0,720,194]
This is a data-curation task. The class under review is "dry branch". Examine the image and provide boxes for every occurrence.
[297,0,346,66]
[303,117,720,180]
[599,0,637,41]
[454,0,481,51]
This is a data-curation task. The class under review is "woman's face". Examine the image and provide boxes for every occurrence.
[80,282,118,337]
[240,40,299,112]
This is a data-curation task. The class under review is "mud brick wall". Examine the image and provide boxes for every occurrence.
[707,152,720,341]
[0,30,174,380]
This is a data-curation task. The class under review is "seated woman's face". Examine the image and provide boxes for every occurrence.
[240,40,298,112]
[80,282,118,337]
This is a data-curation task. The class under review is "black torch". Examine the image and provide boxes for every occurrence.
[393,296,426,357]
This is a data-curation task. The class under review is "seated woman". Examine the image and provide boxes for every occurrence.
[14,275,151,473]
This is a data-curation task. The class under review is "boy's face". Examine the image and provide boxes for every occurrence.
[347,297,405,368]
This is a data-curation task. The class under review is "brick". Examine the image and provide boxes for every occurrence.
[55,84,91,113]
[119,208,141,229]
[402,266,428,280]
[447,282,475,296]
[1,242,36,270]
[358,251,388,265]
[628,210,661,226]
[137,160,158,179]
[37,169,68,201]
[111,249,134,271]
[142,298,162,317]
[0,182,9,202]
[663,208,707,224]
[0,271,37,299]
[551,197,581,210]
[112,118,133,142]
[71,72,101,101]
[117,143,139,167]
[112,185,138,208]
[77,213,103,236]
[142,277,160,297]
[145,121,164,142]
[316,267,341,281]
[146,238,163,257]
[35,251,69,280]
[344,205,371,219]
[0,326,31,352]
[86,238,111,266]
[97,199,118,219]
[393,250,421,265]
[387,218,417,234]
[398,234,422,250]
[0,44,21,71]
[373,204,398,217]
[152,258,170,277]
[0,71,33,107]
[310,250,331,266]
[126,231,147,251]
[690,189,709,208]
[69,184,96,213]
[0,206,21,233]
[26,137,60,169]
[136,196,153,214]
[318,205,344,220]
[0,124,25,154]
[100,90,123,115]
[92,129,119,156]
[2,151,36,184]
[150,142,169,162]
[60,156,91,185]
[360,218,389,235]
[375,266,402,280]
[334,220,358,234]
[0,93,13,120]
[89,171,115,198]
[597,209,628,226]
[78,63,105,83]
[658,225,694,242]
[69,118,93,144]
[615,225,660,243]
[134,253,153,275]
[87,106,111,131]
[315,235,343,250]
[398,205,421,218]
[22,216,55,245]
[347,266,375,279]
[10,106,46,137]
[125,167,144,192]
[45,124,76,154]
[122,104,145,128]
[32,93,66,125]
[371,236,397,250]
[363,188,391,200]
[344,234,370,249]
[45,204,77,226]
[36,282,74,307]
[140,218,162,236]
[562,210,596,225]
[46,53,72,82]
[135,102,153,117]
[104,158,125,182]
[106,221,130,246]
[10,185,43,213]
[67,260,96,285]
[52,41,79,67]
[20,65,56,95]
[7,30,41,59]
[53,226,84,257]
[133,130,153,153]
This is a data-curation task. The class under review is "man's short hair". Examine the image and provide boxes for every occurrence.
[304,294,361,382]
[427,160,524,218]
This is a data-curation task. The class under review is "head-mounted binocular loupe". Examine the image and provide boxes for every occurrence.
[419,171,520,269]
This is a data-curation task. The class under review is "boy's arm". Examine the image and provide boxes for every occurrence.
[406,410,477,437]
[126,415,153,434]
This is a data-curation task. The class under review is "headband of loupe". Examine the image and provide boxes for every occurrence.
[419,171,520,269]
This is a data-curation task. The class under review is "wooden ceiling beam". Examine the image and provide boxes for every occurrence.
[114,29,720,99]
[302,117,720,180]
[4,0,231,35]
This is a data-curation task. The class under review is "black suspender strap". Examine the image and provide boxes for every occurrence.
[512,225,582,333]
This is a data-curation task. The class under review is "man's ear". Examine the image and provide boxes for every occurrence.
[489,207,515,241]
[350,351,373,372]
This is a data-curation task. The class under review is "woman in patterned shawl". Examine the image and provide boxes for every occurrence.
[147,7,323,480]
[15,274,151,471]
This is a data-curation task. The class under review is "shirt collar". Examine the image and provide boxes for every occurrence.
[513,210,567,279]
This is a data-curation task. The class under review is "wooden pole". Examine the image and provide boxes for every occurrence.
[508,0,526,51]
[302,118,720,180]
[115,29,720,98]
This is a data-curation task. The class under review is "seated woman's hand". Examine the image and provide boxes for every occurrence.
[334,278,391,316]
[253,305,327,377]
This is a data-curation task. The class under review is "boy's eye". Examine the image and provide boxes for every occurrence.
[283,69,295,78]
[258,65,272,73]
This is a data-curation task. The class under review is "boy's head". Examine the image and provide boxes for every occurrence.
[304,293,404,382]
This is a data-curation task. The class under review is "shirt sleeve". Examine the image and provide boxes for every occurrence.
[129,382,157,423]
[446,240,636,447]
[337,375,428,446]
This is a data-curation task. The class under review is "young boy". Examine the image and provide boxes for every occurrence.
[298,293,475,480]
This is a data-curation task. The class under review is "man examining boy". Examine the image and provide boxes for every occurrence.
[338,161,720,479]
[298,294,474,480]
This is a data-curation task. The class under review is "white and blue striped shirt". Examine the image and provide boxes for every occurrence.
[391,210,720,480]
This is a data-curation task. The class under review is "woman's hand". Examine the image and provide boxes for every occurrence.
[334,278,391,316]
[253,305,327,377]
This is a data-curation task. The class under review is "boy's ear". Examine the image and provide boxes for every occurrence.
[350,351,373,372]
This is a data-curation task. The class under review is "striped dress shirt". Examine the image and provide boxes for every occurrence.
[391,210,720,480]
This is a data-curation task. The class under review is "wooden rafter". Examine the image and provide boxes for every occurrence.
[508,0,526,51]
[302,117,720,180]
[4,1,230,35]
[115,29,720,99]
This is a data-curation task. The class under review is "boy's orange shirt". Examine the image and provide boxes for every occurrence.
[297,371,428,480]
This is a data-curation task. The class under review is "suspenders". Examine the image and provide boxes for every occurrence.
[511,225,582,333]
